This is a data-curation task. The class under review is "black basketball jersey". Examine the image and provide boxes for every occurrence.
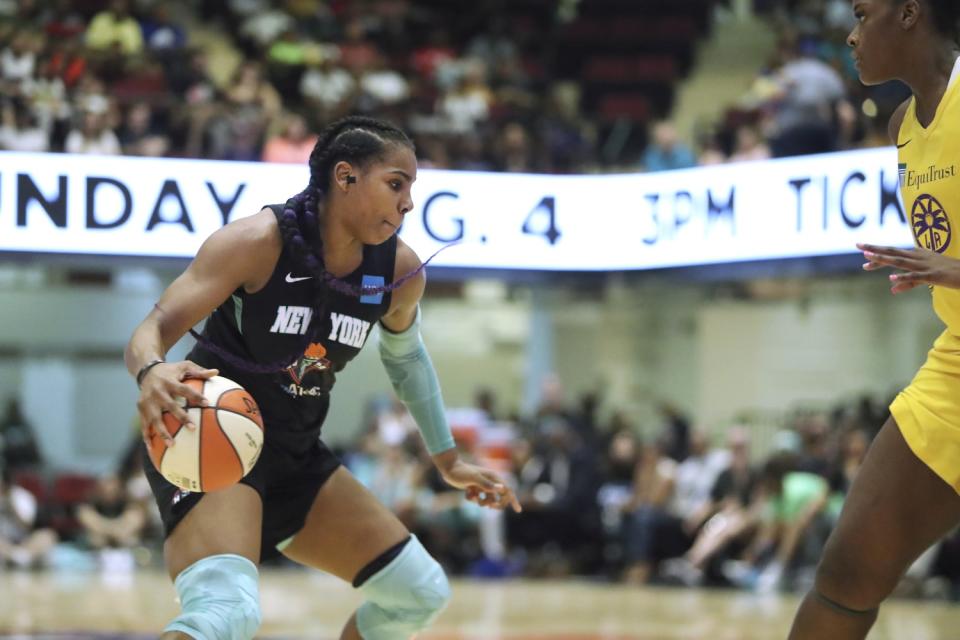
[189,204,397,450]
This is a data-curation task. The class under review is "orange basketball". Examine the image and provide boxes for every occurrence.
[146,375,264,493]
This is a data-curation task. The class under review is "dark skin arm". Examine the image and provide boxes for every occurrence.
[124,209,280,445]
[859,99,960,293]
[380,238,521,513]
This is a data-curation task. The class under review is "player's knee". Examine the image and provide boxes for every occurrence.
[815,538,896,612]
[165,554,262,640]
[356,535,451,640]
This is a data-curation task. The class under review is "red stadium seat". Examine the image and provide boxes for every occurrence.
[12,469,48,503]
[597,94,652,122]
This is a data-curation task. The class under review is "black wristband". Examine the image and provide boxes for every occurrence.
[136,359,166,387]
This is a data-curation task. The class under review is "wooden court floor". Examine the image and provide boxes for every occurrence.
[2,569,960,639]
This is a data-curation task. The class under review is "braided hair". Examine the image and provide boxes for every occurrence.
[191,116,428,373]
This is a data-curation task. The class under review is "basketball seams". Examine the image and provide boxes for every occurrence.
[215,406,266,429]
[156,436,169,470]
[217,388,264,429]
[197,415,204,492]
[214,413,245,483]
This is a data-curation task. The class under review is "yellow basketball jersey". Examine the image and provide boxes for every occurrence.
[898,57,960,333]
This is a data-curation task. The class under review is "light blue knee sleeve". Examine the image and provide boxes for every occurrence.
[356,535,451,640]
[165,554,262,640]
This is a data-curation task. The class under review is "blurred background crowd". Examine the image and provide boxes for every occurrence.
[0,0,908,171]
[5,379,960,602]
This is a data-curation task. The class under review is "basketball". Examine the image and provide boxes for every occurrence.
[146,376,264,493]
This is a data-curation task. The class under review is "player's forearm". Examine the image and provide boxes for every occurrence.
[125,316,169,378]
[378,308,455,455]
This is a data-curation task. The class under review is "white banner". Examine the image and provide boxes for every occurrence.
[0,148,911,271]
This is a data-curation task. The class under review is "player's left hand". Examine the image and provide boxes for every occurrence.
[433,450,521,513]
[859,243,960,294]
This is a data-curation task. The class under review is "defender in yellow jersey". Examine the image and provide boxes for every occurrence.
[790,2,960,639]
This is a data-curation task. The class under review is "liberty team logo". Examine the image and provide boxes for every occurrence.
[911,194,951,253]
[286,342,331,384]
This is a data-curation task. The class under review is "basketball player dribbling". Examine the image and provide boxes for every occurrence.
[789,2,960,638]
[124,116,521,640]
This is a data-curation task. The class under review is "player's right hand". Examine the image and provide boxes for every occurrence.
[136,361,218,448]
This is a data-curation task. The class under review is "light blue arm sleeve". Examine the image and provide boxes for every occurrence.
[378,306,456,455]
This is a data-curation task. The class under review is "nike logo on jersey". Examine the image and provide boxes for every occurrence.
[897,140,912,149]
[285,273,312,283]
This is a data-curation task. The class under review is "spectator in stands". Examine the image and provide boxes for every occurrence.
[85,0,144,57]
[661,427,757,586]
[0,466,57,569]
[728,124,771,163]
[237,3,295,56]
[540,81,595,173]
[21,56,70,136]
[510,420,601,576]
[493,121,537,173]
[795,414,832,477]
[262,111,317,164]
[672,430,731,526]
[0,399,43,471]
[338,18,380,74]
[299,52,357,124]
[0,100,49,152]
[658,402,692,462]
[451,133,493,171]
[357,54,411,113]
[0,31,38,85]
[274,33,318,96]
[411,28,457,83]
[44,36,87,90]
[439,59,493,133]
[117,425,162,543]
[208,60,280,160]
[768,37,846,157]
[597,429,640,573]
[65,108,121,155]
[621,438,677,584]
[140,5,187,57]
[642,121,697,172]
[76,473,146,551]
[224,60,282,120]
[725,455,829,593]
[625,430,729,584]
[824,427,869,524]
[363,443,421,528]
[168,49,221,157]
[71,73,111,121]
[375,397,418,449]
[465,15,520,83]
[698,132,728,165]
[118,101,169,157]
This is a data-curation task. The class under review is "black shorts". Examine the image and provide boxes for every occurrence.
[143,437,342,561]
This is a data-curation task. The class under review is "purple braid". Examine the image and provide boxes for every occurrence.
[322,243,455,297]
[188,327,298,373]
[191,116,422,375]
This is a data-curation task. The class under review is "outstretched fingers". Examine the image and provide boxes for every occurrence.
[465,472,522,513]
